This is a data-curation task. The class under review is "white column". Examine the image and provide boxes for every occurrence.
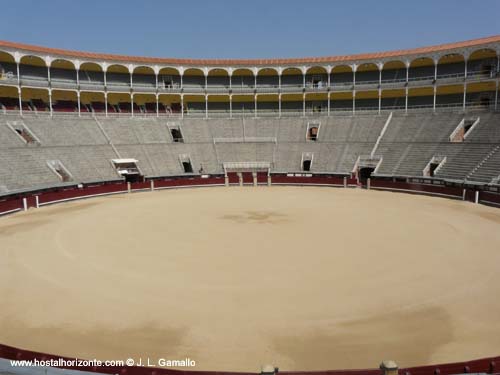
[463,84,467,111]
[229,73,232,91]
[16,62,22,115]
[433,60,438,112]
[46,61,52,114]
[303,93,306,117]
[155,73,158,91]
[405,87,408,113]
[181,95,184,119]
[180,73,183,89]
[76,68,80,87]
[379,66,384,112]
[131,94,134,116]
[378,89,381,114]
[327,70,331,87]
[205,95,208,119]
[156,94,159,117]
[327,94,330,116]
[229,94,232,118]
[16,61,21,86]
[18,87,22,115]
[47,65,52,114]
[302,72,306,89]
[278,94,281,118]
[204,74,208,91]
[254,94,257,118]
[105,92,108,117]
[406,64,409,83]
[464,59,468,80]
[48,90,53,116]
[433,85,436,112]
[103,69,107,88]
[353,91,356,114]
[278,73,281,90]
[77,91,81,116]
[130,72,133,89]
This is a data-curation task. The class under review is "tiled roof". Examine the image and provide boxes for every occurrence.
[0,35,499,66]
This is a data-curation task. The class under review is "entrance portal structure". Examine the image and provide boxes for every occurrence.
[223,162,271,186]
[112,158,143,182]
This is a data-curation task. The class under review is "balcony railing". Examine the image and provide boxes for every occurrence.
[1,71,497,95]
[2,101,495,119]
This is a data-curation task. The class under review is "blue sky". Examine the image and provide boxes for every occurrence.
[1,0,499,59]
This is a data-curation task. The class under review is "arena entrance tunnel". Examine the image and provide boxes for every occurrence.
[354,156,382,186]
[359,166,375,182]
[112,158,144,183]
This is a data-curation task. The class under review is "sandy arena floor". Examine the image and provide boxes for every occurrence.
[1,187,500,371]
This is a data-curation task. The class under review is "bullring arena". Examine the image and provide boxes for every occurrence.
[1,187,500,372]
[1,31,500,375]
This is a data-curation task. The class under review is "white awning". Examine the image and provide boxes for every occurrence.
[112,158,138,164]
[223,162,271,171]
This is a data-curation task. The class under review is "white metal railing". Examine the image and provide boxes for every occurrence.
[3,71,497,92]
[1,102,496,119]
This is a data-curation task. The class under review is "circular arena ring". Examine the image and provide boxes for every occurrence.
[1,182,500,373]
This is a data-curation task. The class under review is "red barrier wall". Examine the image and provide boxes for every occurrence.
[0,196,23,214]
[271,175,346,186]
[0,342,498,375]
[369,180,464,199]
[242,172,253,184]
[25,195,37,209]
[38,183,128,205]
[347,177,358,186]
[130,181,151,191]
[227,172,239,185]
[256,172,268,184]
[464,189,477,202]
[480,191,500,206]
[1,176,499,217]
[154,176,225,189]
